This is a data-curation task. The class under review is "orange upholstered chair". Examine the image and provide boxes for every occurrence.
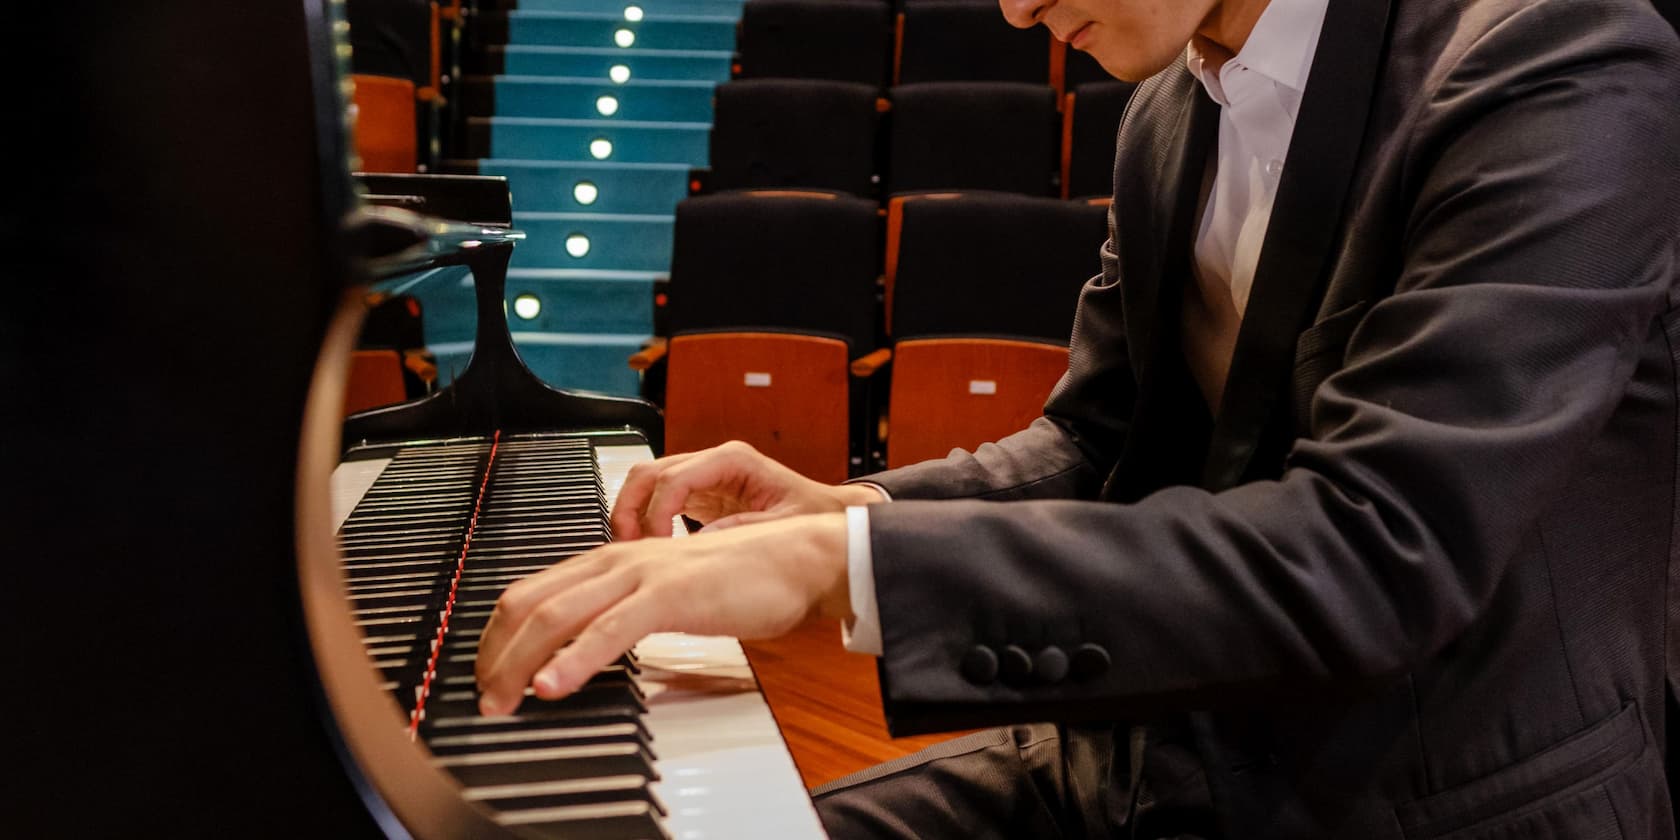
[647,191,883,482]
[883,193,1107,468]
[345,349,410,417]
[351,73,418,173]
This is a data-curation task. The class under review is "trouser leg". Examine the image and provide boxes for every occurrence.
[812,723,1124,840]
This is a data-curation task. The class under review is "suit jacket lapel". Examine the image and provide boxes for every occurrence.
[1202,0,1396,491]
[1103,74,1219,502]
[1121,72,1219,380]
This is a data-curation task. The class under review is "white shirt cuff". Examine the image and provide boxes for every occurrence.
[840,504,884,656]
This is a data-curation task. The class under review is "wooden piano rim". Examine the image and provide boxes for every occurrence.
[295,289,518,839]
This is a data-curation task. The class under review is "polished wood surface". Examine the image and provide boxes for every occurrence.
[743,616,972,789]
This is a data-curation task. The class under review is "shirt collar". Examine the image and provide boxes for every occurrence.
[1186,0,1329,103]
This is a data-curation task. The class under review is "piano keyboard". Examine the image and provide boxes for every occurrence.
[331,432,827,839]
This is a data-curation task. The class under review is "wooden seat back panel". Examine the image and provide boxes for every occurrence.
[887,338,1068,468]
[345,349,409,417]
[666,333,852,484]
[350,73,418,173]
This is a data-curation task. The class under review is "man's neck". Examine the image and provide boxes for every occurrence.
[1191,0,1273,76]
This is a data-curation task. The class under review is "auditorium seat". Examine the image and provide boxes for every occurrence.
[736,0,893,87]
[895,0,1050,85]
[360,293,439,397]
[703,79,885,196]
[886,82,1059,196]
[347,0,435,90]
[1062,80,1138,199]
[637,191,882,482]
[345,349,411,417]
[880,192,1107,467]
[352,74,421,172]
[346,0,440,172]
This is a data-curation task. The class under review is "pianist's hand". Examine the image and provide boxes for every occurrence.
[474,511,849,716]
[610,440,884,540]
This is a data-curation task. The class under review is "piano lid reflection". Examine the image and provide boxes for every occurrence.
[6,2,820,836]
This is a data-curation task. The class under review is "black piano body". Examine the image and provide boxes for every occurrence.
[5,2,813,837]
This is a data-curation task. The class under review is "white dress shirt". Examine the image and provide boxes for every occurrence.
[842,0,1330,656]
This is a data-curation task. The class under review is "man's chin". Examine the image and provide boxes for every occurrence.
[1087,42,1185,83]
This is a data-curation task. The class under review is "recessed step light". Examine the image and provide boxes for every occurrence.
[512,293,542,320]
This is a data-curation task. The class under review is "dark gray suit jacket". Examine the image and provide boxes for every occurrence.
[860,0,1680,836]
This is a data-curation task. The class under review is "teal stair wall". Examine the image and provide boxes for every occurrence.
[422,0,739,396]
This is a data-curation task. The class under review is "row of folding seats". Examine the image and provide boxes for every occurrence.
[701,77,1136,200]
[634,190,1109,481]
[734,0,1112,92]
[650,2,1130,473]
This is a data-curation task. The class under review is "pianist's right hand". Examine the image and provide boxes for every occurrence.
[609,440,885,540]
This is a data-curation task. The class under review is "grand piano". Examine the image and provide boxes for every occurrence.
[5,1,822,836]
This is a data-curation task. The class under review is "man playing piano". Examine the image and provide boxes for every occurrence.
[476,0,1680,835]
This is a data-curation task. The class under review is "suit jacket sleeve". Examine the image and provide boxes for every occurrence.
[868,1,1680,734]
[860,208,1137,503]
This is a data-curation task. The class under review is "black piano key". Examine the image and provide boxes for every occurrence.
[422,706,651,743]
[424,683,646,721]
[496,800,669,840]
[462,773,664,816]
[426,721,651,757]
[340,435,671,829]
[434,741,656,788]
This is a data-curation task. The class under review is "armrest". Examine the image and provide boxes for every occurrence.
[850,347,893,378]
[402,349,438,388]
[629,337,669,371]
[687,166,712,196]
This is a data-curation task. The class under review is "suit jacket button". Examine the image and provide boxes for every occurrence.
[960,645,999,685]
[1034,645,1069,683]
[1070,643,1111,681]
[999,645,1034,686]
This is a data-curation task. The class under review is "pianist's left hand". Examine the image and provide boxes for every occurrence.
[474,512,849,716]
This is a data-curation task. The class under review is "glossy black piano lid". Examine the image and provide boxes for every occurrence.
[1,1,508,836]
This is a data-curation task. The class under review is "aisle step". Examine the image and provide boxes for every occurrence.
[396,266,652,394]
[505,268,661,334]
[440,0,743,398]
[511,211,674,271]
[480,12,737,51]
[480,160,691,214]
[468,116,710,164]
[383,264,655,350]
[463,76,716,123]
[475,45,732,80]
[511,338,646,395]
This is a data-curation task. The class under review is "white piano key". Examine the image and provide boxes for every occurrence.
[333,437,828,839]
